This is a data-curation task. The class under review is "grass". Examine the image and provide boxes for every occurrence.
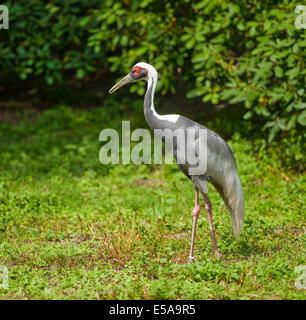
[0,99,305,300]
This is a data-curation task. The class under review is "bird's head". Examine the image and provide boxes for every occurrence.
[109,62,157,94]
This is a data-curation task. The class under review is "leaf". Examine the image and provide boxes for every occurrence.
[46,75,54,85]
[229,93,245,104]
[46,60,55,70]
[76,69,85,79]
[287,54,296,67]
[277,119,286,130]
[295,101,306,110]
[202,94,212,102]
[237,22,245,31]
[19,72,27,80]
[245,91,259,108]
[243,111,253,120]
[286,66,300,80]
[298,39,306,47]
[120,35,129,46]
[274,66,283,78]
[211,94,219,104]
[286,114,297,130]
[106,14,116,24]
[268,124,280,142]
[297,110,306,126]
[79,16,91,27]
[186,89,200,99]
[186,38,196,49]
[273,49,290,59]
[220,89,236,100]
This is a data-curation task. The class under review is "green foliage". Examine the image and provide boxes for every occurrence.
[0,0,305,159]
[1,0,101,84]
[0,105,305,299]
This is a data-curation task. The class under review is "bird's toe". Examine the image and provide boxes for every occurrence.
[215,251,222,259]
[186,256,197,264]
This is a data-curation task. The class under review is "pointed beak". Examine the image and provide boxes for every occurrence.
[109,73,133,94]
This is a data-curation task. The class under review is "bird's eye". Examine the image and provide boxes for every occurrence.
[131,67,146,79]
[132,67,141,74]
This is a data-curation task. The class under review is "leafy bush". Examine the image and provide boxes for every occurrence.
[0,0,305,164]
[1,0,101,84]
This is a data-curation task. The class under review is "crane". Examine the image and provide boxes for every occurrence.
[109,62,245,263]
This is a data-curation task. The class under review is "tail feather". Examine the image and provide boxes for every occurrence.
[211,171,245,238]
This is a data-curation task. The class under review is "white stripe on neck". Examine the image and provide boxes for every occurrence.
[147,74,179,124]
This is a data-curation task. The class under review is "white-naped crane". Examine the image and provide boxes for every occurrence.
[109,62,245,262]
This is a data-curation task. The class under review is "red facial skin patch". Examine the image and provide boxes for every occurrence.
[131,66,147,79]
[132,66,142,73]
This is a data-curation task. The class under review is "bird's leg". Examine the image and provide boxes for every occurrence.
[202,194,222,258]
[188,189,200,264]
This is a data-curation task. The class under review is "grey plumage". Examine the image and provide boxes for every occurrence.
[142,66,245,239]
[109,62,245,259]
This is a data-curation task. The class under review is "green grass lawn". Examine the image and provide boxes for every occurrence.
[0,102,305,300]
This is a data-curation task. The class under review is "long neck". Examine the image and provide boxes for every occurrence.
[143,74,161,129]
[143,74,180,130]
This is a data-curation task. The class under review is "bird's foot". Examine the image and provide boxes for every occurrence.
[214,250,222,259]
[186,256,197,264]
